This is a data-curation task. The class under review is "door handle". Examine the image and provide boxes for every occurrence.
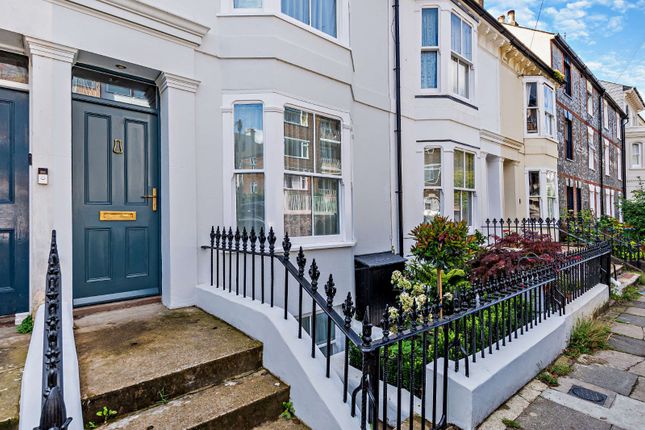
[142,187,157,212]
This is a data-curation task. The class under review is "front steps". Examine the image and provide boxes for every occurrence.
[74,303,293,429]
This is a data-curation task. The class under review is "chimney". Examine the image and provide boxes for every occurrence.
[498,15,506,24]
[475,0,484,7]
[507,10,517,26]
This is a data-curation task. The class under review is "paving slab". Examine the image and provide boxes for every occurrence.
[611,322,644,339]
[609,334,645,356]
[630,377,645,402]
[516,396,611,430]
[626,301,645,309]
[585,350,644,371]
[570,364,638,396]
[616,313,645,327]
[625,307,645,317]
[0,331,30,430]
[629,360,645,377]
[478,394,529,430]
[517,379,548,403]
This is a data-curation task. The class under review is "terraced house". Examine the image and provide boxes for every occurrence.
[0,1,631,430]
[502,11,627,218]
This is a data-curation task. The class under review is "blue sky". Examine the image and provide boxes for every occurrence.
[486,1,645,92]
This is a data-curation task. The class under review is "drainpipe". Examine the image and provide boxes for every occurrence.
[599,91,605,215]
[393,0,404,256]
[621,115,627,199]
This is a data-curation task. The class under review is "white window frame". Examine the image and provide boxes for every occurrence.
[420,7,440,90]
[219,0,350,47]
[604,139,610,176]
[222,92,353,250]
[450,12,473,100]
[588,126,596,171]
[603,99,609,130]
[632,142,643,168]
[523,77,557,140]
[423,146,442,221]
[525,169,558,219]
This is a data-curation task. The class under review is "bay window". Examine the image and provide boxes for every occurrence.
[424,148,442,222]
[421,8,439,89]
[234,103,266,233]
[527,170,557,219]
[450,13,472,98]
[525,79,556,138]
[454,150,474,225]
[282,0,337,37]
[284,107,341,237]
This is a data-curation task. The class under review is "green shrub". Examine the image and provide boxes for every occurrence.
[622,187,645,238]
[537,371,559,387]
[566,318,610,358]
[16,315,33,334]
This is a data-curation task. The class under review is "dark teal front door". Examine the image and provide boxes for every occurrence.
[72,100,160,306]
[0,88,29,316]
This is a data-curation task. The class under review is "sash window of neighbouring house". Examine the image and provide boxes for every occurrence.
[421,8,439,89]
[283,107,341,237]
[588,126,596,170]
[526,82,539,133]
[565,117,573,160]
[454,150,474,225]
[450,13,472,99]
[282,0,337,37]
[586,80,594,116]
[604,139,610,176]
[632,142,642,168]
[423,147,442,222]
[564,57,572,96]
[544,84,556,137]
[234,103,266,233]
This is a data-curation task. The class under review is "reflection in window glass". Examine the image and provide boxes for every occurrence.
[235,173,265,233]
[528,171,541,219]
[235,0,262,7]
[282,0,337,37]
[72,68,156,108]
[546,171,557,218]
[454,150,474,225]
[526,82,538,133]
[424,148,442,222]
[234,104,264,170]
[0,51,28,84]
[284,107,342,237]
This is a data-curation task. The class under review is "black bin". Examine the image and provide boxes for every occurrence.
[354,252,406,325]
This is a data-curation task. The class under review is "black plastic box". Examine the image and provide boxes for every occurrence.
[354,252,406,325]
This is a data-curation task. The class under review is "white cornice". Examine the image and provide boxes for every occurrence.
[51,0,210,47]
[156,72,200,93]
[23,37,78,63]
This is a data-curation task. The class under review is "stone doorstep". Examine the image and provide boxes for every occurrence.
[76,304,264,420]
[100,370,290,430]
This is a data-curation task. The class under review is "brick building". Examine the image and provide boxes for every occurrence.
[503,13,627,218]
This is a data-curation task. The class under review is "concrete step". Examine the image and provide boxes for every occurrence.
[101,369,289,430]
[618,272,640,289]
[251,418,310,429]
[75,304,264,420]
[0,328,30,430]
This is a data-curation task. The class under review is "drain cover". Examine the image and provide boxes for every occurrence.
[568,385,608,405]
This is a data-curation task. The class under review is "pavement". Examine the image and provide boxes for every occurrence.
[479,286,645,430]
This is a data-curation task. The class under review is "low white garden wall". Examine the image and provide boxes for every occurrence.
[195,284,362,430]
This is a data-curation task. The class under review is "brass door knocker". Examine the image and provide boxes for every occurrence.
[113,139,124,154]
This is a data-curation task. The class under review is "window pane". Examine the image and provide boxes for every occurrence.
[454,191,472,225]
[284,174,312,237]
[462,22,472,60]
[526,83,537,107]
[454,150,464,188]
[424,189,441,222]
[458,61,469,98]
[72,68,156,108]
[235,0,262,6]
[0,51,28,84]
[546,171,556,198]
[285,108,314,172]
[543,85,554,113]
[465,152,475,189]
[235,104,264,170]
[421,51,438,89]
[451,14,461,54]
[424,148,441,187]
[313,177,339,235]
[236,173,265,233]
[528,171,540,197]
[282,0,310,24]
[316,115,341,175]
[312,0,337,37]
[527,109,538,133]
[422,8,439,47]
[451,57,459,95]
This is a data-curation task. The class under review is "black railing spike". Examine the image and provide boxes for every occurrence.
[257,227,265,248]
[381,306,391,339]
[342,292,355,328]
[215,226,221,246]
[282,232,291,258]
[325,275,336,308]
[234,227,241,248]
[227,227,234,249]
[242,227,249,245]
[308,260,320,292]
[297,247,306,277]
[210,226,215,244]
[361,309,373,347]
[410,297,418,329]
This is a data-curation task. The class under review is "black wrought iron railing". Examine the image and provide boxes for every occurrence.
[35,231,72,430]
[202,226,611,429]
